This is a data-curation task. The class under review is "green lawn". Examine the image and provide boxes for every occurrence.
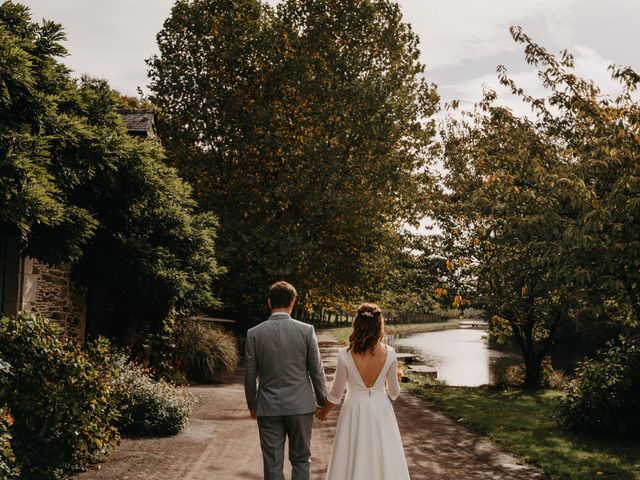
[329,320,461,345]
[409,384,640,480]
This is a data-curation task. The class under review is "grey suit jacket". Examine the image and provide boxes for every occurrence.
[244,312,328,417]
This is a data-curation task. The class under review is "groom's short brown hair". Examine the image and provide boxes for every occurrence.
[269,281,297,309]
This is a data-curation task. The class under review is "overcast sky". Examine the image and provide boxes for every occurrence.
[20,0,640,116]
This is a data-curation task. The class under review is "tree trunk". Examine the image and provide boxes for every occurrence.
[523,351,544,388]
[623,272,640,323]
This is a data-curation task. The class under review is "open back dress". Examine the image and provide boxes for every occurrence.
[325,345,410,480]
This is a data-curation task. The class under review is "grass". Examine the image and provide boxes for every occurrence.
[408,384,640,480]
[329,320,461,345]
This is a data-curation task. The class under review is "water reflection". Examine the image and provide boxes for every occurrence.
[390,328,520,387]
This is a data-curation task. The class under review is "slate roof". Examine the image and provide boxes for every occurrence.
[116,109,157,139]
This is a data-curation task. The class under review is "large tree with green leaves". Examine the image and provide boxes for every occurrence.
[148,0,438,323]
[433,94,585,387]
[431,27,640,387]
[0,1,222,342]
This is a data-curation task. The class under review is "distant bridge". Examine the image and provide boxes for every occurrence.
[458,319,488,329]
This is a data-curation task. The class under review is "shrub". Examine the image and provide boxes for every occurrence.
[0,313,119,479]
[0,406,17,480]
[558,336,640,436]
[177,321,239,382]
[111,354,196,436]
[411,374,447,387]
[0,360,18,479]
[501,357,568,389]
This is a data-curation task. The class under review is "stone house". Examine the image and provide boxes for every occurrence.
[0,238,87,339]
[0,109,158,340]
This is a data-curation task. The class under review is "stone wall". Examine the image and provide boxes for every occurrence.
[21,258,87,340]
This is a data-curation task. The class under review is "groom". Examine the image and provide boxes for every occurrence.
[244,281,328,480]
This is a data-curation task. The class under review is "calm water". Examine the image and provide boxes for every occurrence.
[391,328,521,386]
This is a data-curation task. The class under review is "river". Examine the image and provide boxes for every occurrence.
[390,327,521,386]
[390,326,585,386]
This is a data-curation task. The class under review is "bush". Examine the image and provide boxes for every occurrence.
[0,360,18,479]
[1,406,17,480]
[0,313,119,479]
[501,357,568,389]
[177,321,239,382]
[111,354,196,436]
[558,336,640,436]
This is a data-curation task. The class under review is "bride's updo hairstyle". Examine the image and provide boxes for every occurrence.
[348,303,384,355]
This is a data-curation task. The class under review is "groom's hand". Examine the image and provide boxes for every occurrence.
[315,408,328,421]
[249,409,257,420]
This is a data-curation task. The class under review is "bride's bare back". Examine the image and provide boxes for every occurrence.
[350,343,388,388]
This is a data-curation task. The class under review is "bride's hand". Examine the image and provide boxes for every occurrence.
[397,367,404,380]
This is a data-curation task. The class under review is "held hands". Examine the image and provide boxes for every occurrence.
[315,406,330,421]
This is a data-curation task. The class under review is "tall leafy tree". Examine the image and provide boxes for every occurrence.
[501,30,640,328]
[148,0,438,322]
[433,96,584,387]
[0,2,222,341]
[432,27,640,387]
[0,1,96,261]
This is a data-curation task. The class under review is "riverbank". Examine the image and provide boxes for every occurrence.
[330,319,461,345]
[410,384,640,480]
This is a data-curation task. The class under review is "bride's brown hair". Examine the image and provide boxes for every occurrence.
[348,303,384,355]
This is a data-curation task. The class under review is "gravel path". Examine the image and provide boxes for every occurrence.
[72,330,542,480]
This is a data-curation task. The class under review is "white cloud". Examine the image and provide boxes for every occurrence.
[571,46,624,96]
[23,0,175,95]
[438,45,627,118]
[398,0,580,70]
[20,0,638,101]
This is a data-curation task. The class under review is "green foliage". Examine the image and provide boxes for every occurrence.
[0,1,96,261]
[135,315,183,381]
[0,360,18,479]
[430,27,640,387]
[69,82,223,339]
[434,85,581,386]
[497,28,640,332]
[148,0,438,321]
[0,406,17,480]
[0,3,223,339]
[177,321,240,382]
[559,336,640,436]
[0,313,119,479]
[111,354,196,436]
[378,234,443,314]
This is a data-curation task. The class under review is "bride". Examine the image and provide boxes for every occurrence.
[315,303,411,479]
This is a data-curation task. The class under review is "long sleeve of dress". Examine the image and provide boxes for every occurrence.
[385,357,401,400]
[326,350,348,404]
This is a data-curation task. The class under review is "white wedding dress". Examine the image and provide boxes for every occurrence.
[325,345,411,480]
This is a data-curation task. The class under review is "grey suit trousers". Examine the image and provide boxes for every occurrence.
[257,413,313,480]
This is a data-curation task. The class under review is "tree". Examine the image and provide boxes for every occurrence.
[433,97,582,387]
[0,1,96,262]
[0,2,222,342]
[431,27,640,387]
[148,0,438,323]
[502,30,640,329]
[378,232,443,315]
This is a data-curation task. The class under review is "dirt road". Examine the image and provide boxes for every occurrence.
[73,330,541,480]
